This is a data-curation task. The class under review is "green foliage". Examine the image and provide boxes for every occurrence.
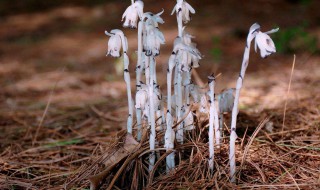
[274,26,318,54]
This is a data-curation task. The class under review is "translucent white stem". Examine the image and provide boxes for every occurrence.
[136,21,144,86]
[123,53,133,134]
[149,57,156,171]
[177,9,183,37]
[135,21,144,141]
[165,54,176,172]
[219,113,224,140]
[165,112,175,172]
[209,105,214,171]
[145,56,150,85]
[176,69,183,144]
[214,99,220,149]
[174,66,179,117]
[184,72,191,106]
[208,76,215,171]
[136,108,142,141]
[229,26,256,182]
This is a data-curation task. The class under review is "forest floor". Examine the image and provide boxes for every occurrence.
[0,0,319,189]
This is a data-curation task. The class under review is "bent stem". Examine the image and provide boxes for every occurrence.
[229,23,260,182]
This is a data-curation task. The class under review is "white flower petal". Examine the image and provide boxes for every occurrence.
[255,31,276,58]
[185,2,195,14]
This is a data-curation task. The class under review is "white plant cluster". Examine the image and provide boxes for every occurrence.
[105,0,278,182]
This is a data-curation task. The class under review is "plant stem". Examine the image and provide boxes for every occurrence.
[149,56,156,171]
[229,24,258,181]
[208,75,215,171]
[165,53,176,171]
[176,67,183,144]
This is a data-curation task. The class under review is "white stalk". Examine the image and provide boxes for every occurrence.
[208,75,215,171]
[135,21,144,140]
[229,23,260,182]
[177,8,183,37]
[165,53,176,172]
[106,29,133,134]
[176,66,183,144]
[167,53,176,114]
[145,55,150,85]
[136,108,142,141]
[213,92,220,149]
[149,56,156,171]
[174,65,179,117]
[136,21,144,86]
[219,112,224,140]
[165,111,175,172]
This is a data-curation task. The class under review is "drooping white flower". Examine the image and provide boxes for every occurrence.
[106,33,121,57]
[143,24,165,56]
[135,88,148,110]
[173,37,201,72]
[171,0,195,24]
[182,30,201,70]
[122,0,144,29]
[173,37,201,59]
[254,28,279,58]
[105,29,128,57]
[143,10,165,27]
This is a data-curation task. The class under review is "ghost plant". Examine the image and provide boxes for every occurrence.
[207,74,221,171]
[105,0,279,184]
[143,12,166,171]
[171,0,195,36]
[218,88,235,140]
[135,10,165,142]
[105,29,134,134]
[122,0,144,28]
[229,23,278,182]
[164,0,200,171]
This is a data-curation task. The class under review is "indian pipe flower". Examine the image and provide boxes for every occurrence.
[122,0,144,29]
[105,32,122,57]
[143,10,165,27]
[254,28,279,58]
[143,24,165,56]
[171,0,195,24]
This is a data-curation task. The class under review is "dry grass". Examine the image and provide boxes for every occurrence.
[1,95,319,189]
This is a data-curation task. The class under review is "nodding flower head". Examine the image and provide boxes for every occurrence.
[254,27,279,58]
[135,87,148,110]
[171,0,195,24]
[173,37,201,71]
[105,29,128,57]
[122,0,144,29]
[143,24,165,56]
[143,10,165,27]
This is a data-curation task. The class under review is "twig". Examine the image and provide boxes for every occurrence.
[32,67,65,145]
[282,54,296,137]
